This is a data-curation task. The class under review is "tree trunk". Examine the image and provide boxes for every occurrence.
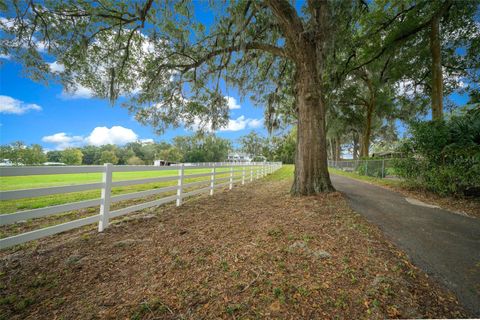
[430,15,443,120]
[352,132,359,160]
[267,0,334,195]
[360,101,374,158]
[328,138,334,160]
[291,63,334,195]
[360,72,375,158]
[332,138,337,161]
[335,134,341,161]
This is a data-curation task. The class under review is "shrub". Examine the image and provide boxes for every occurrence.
[393,109,480,197]
[355,159,385,178]
[126,156,145,165]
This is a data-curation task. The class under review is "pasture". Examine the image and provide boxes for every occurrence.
[0,167,235,214]
[0,165,265,241]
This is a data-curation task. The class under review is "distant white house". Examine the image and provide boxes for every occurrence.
[227,152,253,163]
[43,162,66,166]
[154,159,175,166]
[0,159,13,166]
[0,159,25,166]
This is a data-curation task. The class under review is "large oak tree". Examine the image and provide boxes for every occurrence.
[1,0,339,195]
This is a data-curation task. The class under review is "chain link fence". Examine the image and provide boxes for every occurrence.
[328,159,398,179]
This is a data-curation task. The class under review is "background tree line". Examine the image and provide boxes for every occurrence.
[0,130,297,166]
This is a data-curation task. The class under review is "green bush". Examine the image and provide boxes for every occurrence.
[355,159,385,178]
[393,109,480,197]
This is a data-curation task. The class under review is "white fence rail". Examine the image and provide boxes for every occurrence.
[0,162,282,249]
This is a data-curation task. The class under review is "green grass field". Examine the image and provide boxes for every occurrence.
[0,165,275,241]
[0,166,259,214]
[1,165,402,215]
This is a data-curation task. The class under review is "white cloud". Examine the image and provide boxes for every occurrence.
[186,113,263,132]
[48,61,65,73]
[85,126,138,146]
[0,54,10,60]
[42,132,82,144]
[225,96,241,109]
[42,126,144,150]
[0,17,14,29]
[60,84,95,99]
[219,116,264,132]
[48,61,96,99]
[247,118,263,129]
[395,79,421,98]
[0,95,42,114]
[34,39,48,52]
[42,132,84,150]
[140,138,154,144]
[443,69,467,89]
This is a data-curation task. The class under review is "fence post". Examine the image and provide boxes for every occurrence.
[210,164,216,195]
[365,160,368,176]
[250,165,253,182]
[229,166,233,189]
[242,166,245,185]
[99,163,112,232]
[176,164,184,206]
[381,159,385,178]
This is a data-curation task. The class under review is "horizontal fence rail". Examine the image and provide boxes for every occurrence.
[0,162,282,249]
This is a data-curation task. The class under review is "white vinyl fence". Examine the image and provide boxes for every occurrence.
[0,162,282,249]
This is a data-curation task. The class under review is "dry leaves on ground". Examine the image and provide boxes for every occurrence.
[0,177,468,319]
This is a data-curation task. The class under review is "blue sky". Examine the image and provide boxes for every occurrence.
[0,2,475,152]
[0,58,268,150]
[0,2,269,151]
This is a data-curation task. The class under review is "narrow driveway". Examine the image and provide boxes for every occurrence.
[331,174,480,316]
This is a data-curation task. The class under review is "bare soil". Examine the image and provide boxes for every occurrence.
[0,177,468,319]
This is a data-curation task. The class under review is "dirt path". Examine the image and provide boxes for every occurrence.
[331,174,480,316]
[0,174,468,319]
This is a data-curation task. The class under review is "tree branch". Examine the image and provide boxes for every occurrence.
[347,0,453,74]
[265,0,304,45]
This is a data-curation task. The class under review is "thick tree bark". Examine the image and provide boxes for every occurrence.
[268,0,334,195]
[430,15,443,120]
[291,61,334,195]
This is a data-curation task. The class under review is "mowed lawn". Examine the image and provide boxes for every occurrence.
[0,166,266,239]
[0,167,257,214]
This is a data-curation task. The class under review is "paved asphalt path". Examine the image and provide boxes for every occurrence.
[330,174,480,316]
